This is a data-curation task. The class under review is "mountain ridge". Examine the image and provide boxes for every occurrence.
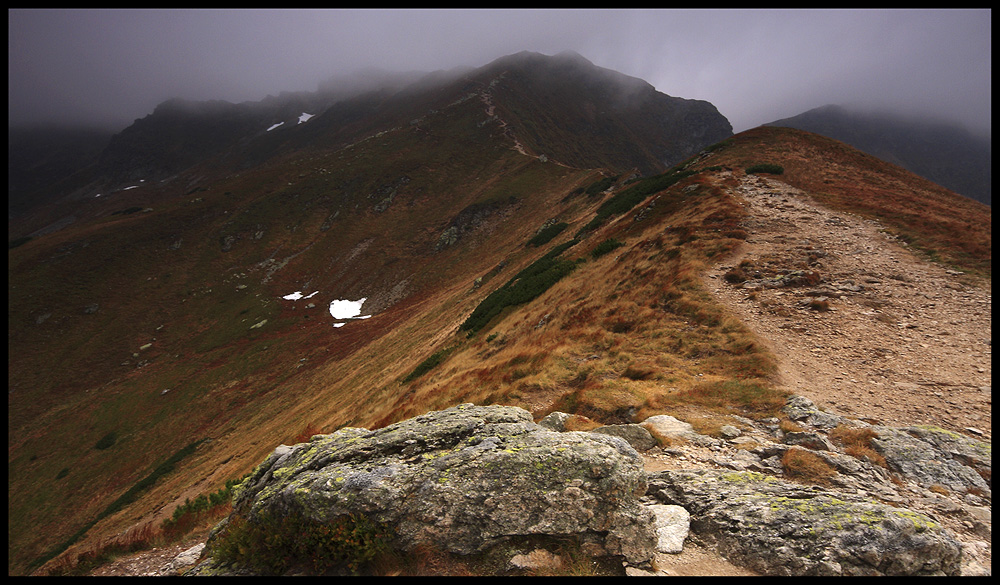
[766,104,991,206]
[7,52,990,576]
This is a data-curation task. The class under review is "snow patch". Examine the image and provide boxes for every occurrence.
[329,297,367,319]
[298,112,314,124]
[282,290,320,301]
[266,121,285,132]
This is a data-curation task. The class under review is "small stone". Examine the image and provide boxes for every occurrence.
[648,504,690,554]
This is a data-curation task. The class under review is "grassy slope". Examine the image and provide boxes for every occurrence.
[689,126,991,278]
[8,92,600,574]
[10,125,989,575]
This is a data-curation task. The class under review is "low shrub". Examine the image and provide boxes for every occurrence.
[745,163,784,175]
[94,432,118,450]
[622,364,657,381]
[162,478,242,535]
[590,238,623,259]
[672,379,787,417]
[723,268,748,283]
[808,298,830,311]
[527,222,568,247]
[461,242,578,335]
[829,425,886,467]
[583,175,619,196]
[212,512,392,575]
[576,169,696,235]
[402,347,453,383]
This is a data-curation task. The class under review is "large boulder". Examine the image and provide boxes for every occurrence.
[647,469,962,576]
[198,404,656,574]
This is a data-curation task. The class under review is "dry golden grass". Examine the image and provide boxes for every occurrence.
[781,448,838,485]
[829,425,887,468]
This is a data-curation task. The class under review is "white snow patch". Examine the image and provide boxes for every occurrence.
[329,297,367,319]
[333,322,346,328]
[266,121,285,132]
[283,290,320,301]
[298,112,314,124]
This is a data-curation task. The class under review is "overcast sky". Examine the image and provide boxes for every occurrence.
[8,9,992,136]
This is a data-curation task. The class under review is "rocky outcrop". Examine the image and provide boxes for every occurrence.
[189,397,989,576]
[646,469,962,576]
[194,404,656,575]
[871,425,992,498]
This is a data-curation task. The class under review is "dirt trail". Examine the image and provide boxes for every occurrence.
[704,173,991,436]
[84,172,990,578]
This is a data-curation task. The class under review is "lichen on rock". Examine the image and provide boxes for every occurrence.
[197,404,657,575]
[646,468,962,576]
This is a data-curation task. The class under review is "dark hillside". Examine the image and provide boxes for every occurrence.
[479,51,732,173]
[767,105,991,206]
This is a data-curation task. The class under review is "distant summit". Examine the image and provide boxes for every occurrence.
[766,105,990,205]
[9,51,733,221]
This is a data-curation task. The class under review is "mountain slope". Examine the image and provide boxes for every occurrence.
[8,51,734,575]
[766,104,991,206]
[7,126,114,218]
[7,60,989,576]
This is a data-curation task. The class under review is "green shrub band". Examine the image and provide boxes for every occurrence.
[526,222,569,247]
[577,169,696,236]
[745,163,784,175]
[590,239,624,259]
[402,348,453,383]
[461,241,579,335]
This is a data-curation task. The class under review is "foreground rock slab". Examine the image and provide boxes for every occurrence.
[194,404,656,574]
[647,469,962,576]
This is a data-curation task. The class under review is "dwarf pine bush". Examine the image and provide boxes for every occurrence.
[745,163,784,175]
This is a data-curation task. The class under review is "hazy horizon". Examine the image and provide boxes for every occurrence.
[8,9,991,138]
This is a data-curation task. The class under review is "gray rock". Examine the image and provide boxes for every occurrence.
[783,431,836,451]
[870,425,991,498]
[647,504,690,553]
[647,469,962,576]
[537,411,572,432]
[590,424,657,451]
[719,425,741,439]
[781,395,844,428]
[161,543,205,576]
[198,404,656,574]
[641,415,698,443]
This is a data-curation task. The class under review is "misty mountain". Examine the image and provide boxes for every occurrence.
[467,51,732,174]
[9,51,989,576]
[8,51,732,228]
[7,126,114,218]
[766,104,991,205]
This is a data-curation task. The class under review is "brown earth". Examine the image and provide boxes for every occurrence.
[86,171,990,577]
[703,172,991,437]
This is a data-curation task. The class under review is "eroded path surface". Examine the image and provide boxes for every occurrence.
[704,173,991,436]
